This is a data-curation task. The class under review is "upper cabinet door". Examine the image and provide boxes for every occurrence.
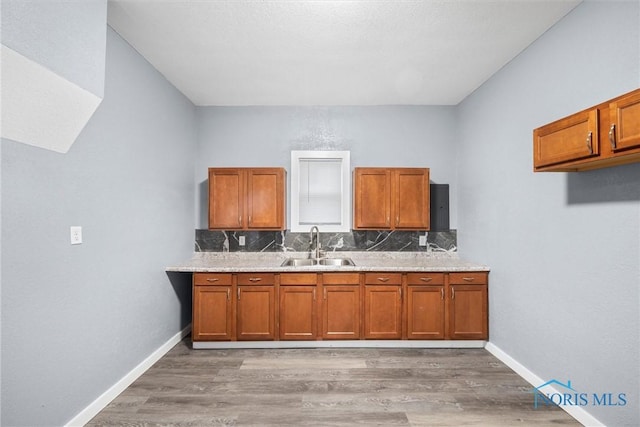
[209,168,244,229]
[394,168,430,229]
[208,167,285,230]
[354,167,430,230]
[246,168,285,230]
[609,90,640,152]
[533,109,599,169]
[354,168,391,229]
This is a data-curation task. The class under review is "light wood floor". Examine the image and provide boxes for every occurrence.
[87,338,579,426]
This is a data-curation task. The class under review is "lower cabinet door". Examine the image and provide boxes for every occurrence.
[448,284,488,339]
[237,285,275,340]
[407,286,445,339]
[322,285,361,339]
[364,285,402,339]
[279,286,317,340]
[192,285,233,341]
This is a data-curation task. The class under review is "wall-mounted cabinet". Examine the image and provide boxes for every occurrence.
[353,167,430,230]
[534,88,640,172]
[208,167,285,230]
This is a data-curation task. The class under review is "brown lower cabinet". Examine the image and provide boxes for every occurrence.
[321,273,361,340]
[236,273,276,341]
[192,270,488,342]
[406,273,445,339]
[363,273,403,339]
[448,272,488,339]
[192,273,233,341]
[279,273,317,340]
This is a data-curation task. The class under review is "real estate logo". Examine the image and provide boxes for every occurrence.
[530,379,627,409]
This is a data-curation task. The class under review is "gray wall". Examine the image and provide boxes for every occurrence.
[1,0,107,98]
[196,106,458,230]
[1,27,196,426]
[456,1,639,426]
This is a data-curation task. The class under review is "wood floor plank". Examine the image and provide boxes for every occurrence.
[86,338,580,426]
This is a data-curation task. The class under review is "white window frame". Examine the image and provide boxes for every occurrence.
[290,150,351,232]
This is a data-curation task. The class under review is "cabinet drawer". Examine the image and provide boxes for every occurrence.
[193,273,232,286]
[449,272,488,285]
[237,273,275,285]
[322,273,360,285]
[364,273,402,285]
[406,272,445,285]
[280,273,317,285]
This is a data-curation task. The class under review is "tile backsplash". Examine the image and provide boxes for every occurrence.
[195,229,457,253]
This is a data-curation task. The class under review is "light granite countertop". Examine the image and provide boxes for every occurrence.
[166,251,489,273]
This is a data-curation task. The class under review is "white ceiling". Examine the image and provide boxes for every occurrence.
[107,0,581,106]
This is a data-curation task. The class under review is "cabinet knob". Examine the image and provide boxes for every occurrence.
[609,124,617,149]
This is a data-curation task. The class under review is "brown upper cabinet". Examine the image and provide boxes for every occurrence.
[534,88,640,172]
[208,168,285,230]
[353,167,430,230]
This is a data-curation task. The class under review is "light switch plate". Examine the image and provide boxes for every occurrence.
[70,226,82,245]
[239,235,245,246]
[418,235,427,246]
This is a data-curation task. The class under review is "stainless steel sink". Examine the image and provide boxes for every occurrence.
[280,257,355,267]
[281,258,317,267]
[317,258,355,266]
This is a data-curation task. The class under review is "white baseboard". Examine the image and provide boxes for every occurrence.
[484,342,604,427]
[65,325,191,427]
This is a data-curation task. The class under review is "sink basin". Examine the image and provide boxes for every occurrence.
[318,258,355,266]
[280,257,355,267]
[281,258,317,267]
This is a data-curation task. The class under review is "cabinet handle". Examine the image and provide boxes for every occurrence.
[324,288,327,300]
[377,277,390,282]
[313,288,316,301]
[586,131,593,155]
[206,278,219,282]
[440,288,444,300]
[248,277,262,282]
[238,215,242,225]
[462,277,475,282]
[399,287,402,299]
[237,288,240,300]
[248,215,252,225]
[420,277,433,282]
[227,288,230,301]
[609,124,617,149]
[396,215,399,226]
[451,288,455,300]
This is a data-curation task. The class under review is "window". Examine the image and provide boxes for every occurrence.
[290,151,351,232]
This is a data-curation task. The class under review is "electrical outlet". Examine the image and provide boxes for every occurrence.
[239,236,245,246]
[70,226,82,245]
[418,235,427,247]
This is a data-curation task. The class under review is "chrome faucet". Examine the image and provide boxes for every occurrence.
[309,226,321,259]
